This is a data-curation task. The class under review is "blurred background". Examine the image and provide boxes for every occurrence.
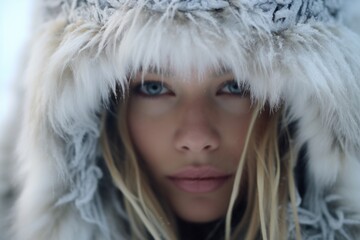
[0,1,32,122]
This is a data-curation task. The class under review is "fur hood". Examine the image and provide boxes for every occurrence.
[1,0,360,239]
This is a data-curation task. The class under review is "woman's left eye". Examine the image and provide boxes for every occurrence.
[219,80,248,96]
[134,81,171,96]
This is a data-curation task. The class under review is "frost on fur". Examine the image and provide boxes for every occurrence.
[12,2,360,239]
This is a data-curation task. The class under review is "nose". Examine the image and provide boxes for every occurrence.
[174,99,220,154]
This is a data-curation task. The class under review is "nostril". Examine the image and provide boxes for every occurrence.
[175,128,220,153]
[182,146,190,151]
[204,145,212,150]
[180,144,213,152]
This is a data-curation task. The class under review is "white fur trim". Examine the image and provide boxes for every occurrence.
[13,4,360,239]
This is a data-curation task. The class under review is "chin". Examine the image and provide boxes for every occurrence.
[175,207,226,223]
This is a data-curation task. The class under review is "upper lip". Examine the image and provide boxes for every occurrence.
[168,166,232,179]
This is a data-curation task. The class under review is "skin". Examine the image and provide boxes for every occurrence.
[127,69,254,223]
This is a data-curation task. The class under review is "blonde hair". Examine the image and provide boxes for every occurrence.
[100,96,301,240]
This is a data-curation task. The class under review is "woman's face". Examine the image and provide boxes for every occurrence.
[127,68,254,223]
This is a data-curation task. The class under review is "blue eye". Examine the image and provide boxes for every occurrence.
[221,80,247,96]
[135,81,171,96]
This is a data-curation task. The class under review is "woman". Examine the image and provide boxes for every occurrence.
[1,0,360,239]
[102,69,284,239]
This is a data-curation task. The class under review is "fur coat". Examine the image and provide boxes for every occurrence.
[1,0,360,239]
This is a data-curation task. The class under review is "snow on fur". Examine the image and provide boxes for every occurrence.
[10,1,360,239]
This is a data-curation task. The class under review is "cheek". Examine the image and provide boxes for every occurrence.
[129,96,176,116]
[127,97,175,144]
[127,101,174,169]
[217,97,252,115]
[128,116,159,159]
[215,97,254,154]
[220,109,254,162]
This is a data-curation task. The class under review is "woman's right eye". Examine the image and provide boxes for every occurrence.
[133,81,172,97]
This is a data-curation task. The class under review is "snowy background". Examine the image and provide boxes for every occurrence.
[0,1,32,123]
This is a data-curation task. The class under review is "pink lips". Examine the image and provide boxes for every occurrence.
[168,166,232,193]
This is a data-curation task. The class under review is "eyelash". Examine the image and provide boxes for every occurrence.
[132,80,248,97]
[133,81,173,97]
[218,80,249,96]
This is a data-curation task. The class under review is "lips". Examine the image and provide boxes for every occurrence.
[168,166,232,193]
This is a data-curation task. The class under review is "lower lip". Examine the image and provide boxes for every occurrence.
[169,176,231,193]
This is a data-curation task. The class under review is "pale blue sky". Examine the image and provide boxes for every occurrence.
[0,1,32,121]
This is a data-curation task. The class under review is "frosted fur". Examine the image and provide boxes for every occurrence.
[287,189,360,239]
[4,0,360,239]
[43,0,343,31]
[13,20,129,240]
